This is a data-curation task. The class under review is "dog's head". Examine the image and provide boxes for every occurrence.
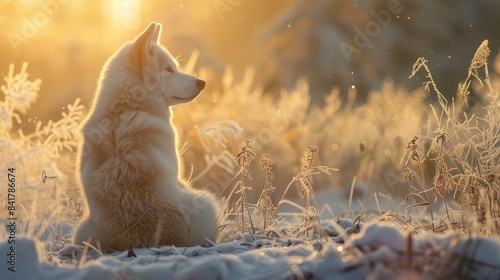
[127,22,205,106]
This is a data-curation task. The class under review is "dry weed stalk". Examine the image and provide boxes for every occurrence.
[402,167,417,223]
[219,143,338,241]
[410,58,448,111]
[258,154,277,231]
[234,140,257,235]
[403,136,435,232]
[277,145,338,240]
[433,132,454,228]
[408,40,499,235]
[458,40,492,111]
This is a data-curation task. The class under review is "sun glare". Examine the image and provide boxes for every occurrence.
[103,0,143,30]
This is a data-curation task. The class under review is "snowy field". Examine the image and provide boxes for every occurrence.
[1,56,500,278]
[2,188,500,280]
[2,2,500,279]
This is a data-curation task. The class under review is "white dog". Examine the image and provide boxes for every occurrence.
[74,23,220,251]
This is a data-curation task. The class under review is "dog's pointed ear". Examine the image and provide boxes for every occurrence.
[133,23,157,51]
[151,23,162,43]
[138,22,156,43]
[129,23,158,73]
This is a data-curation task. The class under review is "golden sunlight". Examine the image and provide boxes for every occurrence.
[102,0,143,30]
[1,2,500,278]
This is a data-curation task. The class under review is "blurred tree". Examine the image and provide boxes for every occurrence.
[253,0,500,104]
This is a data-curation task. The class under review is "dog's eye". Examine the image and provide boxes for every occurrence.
[165,66,174,73]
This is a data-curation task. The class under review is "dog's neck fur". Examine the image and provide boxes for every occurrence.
[85,47,172,126]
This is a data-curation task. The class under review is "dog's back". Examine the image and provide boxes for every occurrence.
[74,23,219,251]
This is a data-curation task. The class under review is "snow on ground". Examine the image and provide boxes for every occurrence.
[1,188,500,280]
[2,220,500,279]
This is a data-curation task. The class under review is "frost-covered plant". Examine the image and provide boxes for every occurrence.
[219,143,338,242]
[401,135,435,232]
[257,154,277,231]
[0,63,84,238]
[404,40,500,235]
[276,145,338,240]
[234,140,257,234]
[177,63,427,195]
[218,140,257,240]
